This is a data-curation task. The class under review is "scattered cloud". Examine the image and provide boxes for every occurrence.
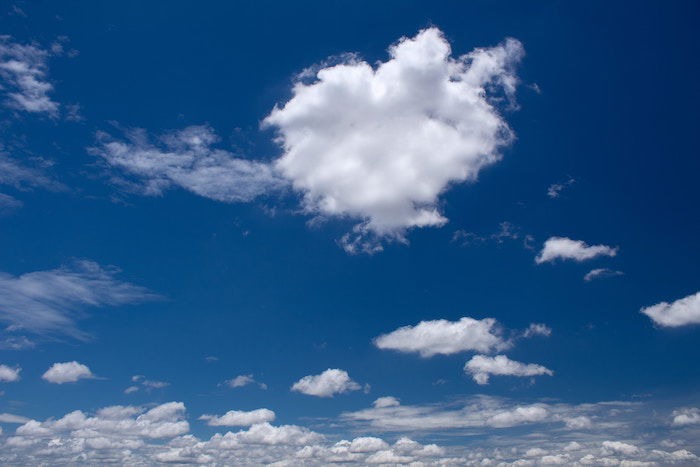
[291,369,361,397]
[0,36,59,115]
[535,236,618,264]
[224,374,267,390]
[523,323,552,338]
[672,407,700,426]
[90,125,284,203]
[199,408,275,427]
[0,364,21,382]
[547,176,575,198]
[0,260,159,339]
[464,354,553,385]
[41,361,95,384]
[0,413,30,424]
[584,268,624,282]
[641,290,700,327]
[452,221,526,248]
[127,375,169,392]
[264,28,524,252]
[373,317,509,357]
[0,153,64,192]
[0,336,35,350]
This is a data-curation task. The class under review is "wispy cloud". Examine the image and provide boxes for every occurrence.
[0,260,159,340]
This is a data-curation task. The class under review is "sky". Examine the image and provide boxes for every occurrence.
[0,0,699,465]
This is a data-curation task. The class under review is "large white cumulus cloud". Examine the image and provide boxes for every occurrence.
[264,28,524,251]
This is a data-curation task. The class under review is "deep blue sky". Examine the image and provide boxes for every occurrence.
[0,1,699,465]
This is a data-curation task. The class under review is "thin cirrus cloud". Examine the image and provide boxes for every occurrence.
[90,125,285,204]
[291,369,362,398]
[264,28,524,253]
[199,408,276,427]
[641,290,700,327]
[42,361,95,384]
[535,236,618,264]
[464,354,553,385]
[0,260,159,340]
[0,364,21,382]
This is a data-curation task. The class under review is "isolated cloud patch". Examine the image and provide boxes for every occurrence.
[535,237,617,264]
[641,290,700,327]
[0,260,158,339]
[199,409,275,427]
[91,125,284,203]
[264,28,524,251]
[42,361,95,384]
[0,364,21,382]
[291,369,361,397]
[464,354,553,385]
[672,407,700,426]
[584,268,624,282]
[373,317,510,357]
[0,36,59,115]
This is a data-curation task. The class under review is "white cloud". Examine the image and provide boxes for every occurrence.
[0,364,21,382]
[199,409,275,427]
[264,28,523,252]
[601,440,639,456]
[0,413,30,423]
[0,36,59,115]
[91,125,284,203]
[0,153,64,192]
[373,396,400,408]
[291,369,361,397]
[124,386,139,394]
[523,323,552,338]
[535,237,618,264]
[464,355,553,385]
[584,268,624,282]
[373,317,509,357]
[672,407,700,426]
[0,260,158,339]
[42,361,95,384]
[641,290,700,327]
[225,374,267,390]
[547,177,575,198]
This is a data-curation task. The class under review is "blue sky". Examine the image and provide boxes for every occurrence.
[0,0,699,465]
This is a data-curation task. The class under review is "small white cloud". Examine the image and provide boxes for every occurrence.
[42,361,95,384]
[641,290,700,327]
[373,397,400,408]
[672,407,700,426]
[547,177,575,198]
[564,416,593,430]
[124,386,139,394]
[291,369,361,397]
[584,268,624,282]
[523,323,552,338]
[0,36,59,115]
[0,364,21,382]
[601,440,639,456]
[374,317,509,357]
[535,237,618,264]
[464,355,553,385]
[264,28,524,252]
[199,408,275,427]
[224,374,267,390]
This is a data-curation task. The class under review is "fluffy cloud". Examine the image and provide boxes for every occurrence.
[91,125,283,203]
[264,28,523,252]
[41,361,95,384]
[291,369,361,397]
[641,290,700,327]
[535,236,618,264]
[584,268,624,282]
[464,355,553,385]
[199,409,276,427]
[225,374,267,390]
[0,364,20,382]
[0,260,158,339]
[373,317,509,357]
[0,36,59,115]
[672,407,700,426]
[522,323,552,338]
